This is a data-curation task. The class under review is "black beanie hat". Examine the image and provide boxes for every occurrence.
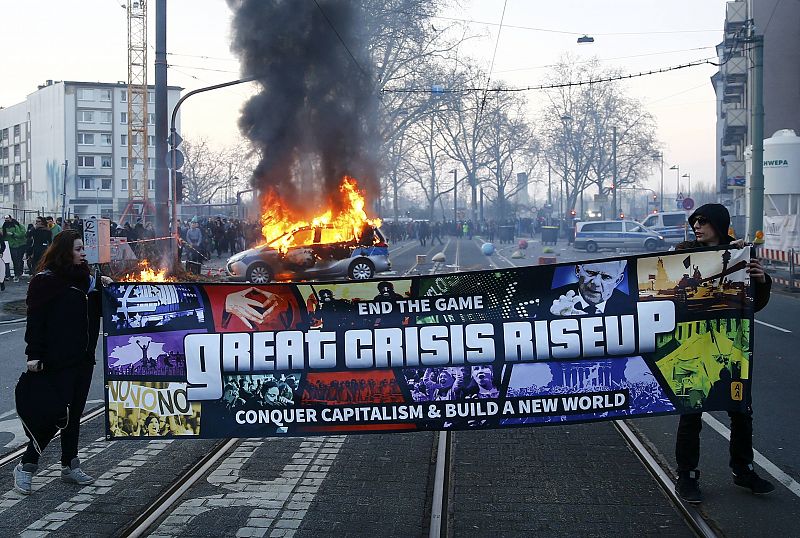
[688,203,733,244]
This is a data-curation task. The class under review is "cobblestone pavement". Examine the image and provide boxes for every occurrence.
[450,423,693,538]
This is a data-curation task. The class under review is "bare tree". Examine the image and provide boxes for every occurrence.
[540,56,660,217]
[181,138,259,205]
[480,89,539,219]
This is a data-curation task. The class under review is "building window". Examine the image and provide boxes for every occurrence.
[1,166,8,178]
[78,110,94,123]
[148,135,155,147]
[80,176,94,190]
[77,132,95,145]
[120,134,127,146]
[99,89,112,101]
[148,158,155,169]
[121,90,127,102]
[148,91,155,103]
[14,164,21,178]
[0,129,7,141]
[121,157,127,169]
[13,124,21,138]
[78,89,94,101]
[148,113,155,125]
[121,178,128,191]
[14,145,20,158]
[77,155,95,167]
[101,177,112,190]
[100,111,112,124]
[101,156,112,168]
[1,147,7,159]
[120,112,128,124]
[101,133,112,146]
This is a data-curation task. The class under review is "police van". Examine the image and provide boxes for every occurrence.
[574,220,665,253]
[640,211,694,244]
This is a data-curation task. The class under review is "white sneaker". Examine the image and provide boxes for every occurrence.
[13,462,37,495]
[61,458,95,485]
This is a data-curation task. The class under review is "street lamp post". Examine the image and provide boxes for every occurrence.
[670,164,680,200]
[95,187,100,218]
[451,169,458,224]
[652,153,664,212]
[682,173,691,198]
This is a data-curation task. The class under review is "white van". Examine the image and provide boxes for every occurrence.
[574,220,665,252]
[640,211,694,244]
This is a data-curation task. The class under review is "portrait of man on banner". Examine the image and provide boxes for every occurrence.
[546,260,634,317]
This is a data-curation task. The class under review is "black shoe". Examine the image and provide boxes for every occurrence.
[676,470,703,503]
[733,466,775,495]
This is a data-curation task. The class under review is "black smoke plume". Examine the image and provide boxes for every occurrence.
[227,0,379,216]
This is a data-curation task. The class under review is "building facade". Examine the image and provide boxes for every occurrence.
[713,0,800,217]
[0,80,181,221]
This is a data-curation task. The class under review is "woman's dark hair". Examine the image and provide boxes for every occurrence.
[36,229,82,274]
[143,414,160,431]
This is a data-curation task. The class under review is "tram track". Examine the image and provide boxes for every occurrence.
[0,238,719,536]
[0,404,106,468]
[482,236,718,538]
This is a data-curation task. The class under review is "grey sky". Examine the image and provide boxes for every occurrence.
[1,0,730,202]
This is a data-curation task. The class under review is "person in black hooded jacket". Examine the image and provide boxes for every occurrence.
[13,229,112,495]
[673,203,775,503]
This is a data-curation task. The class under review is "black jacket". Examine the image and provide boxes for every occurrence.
[24,269,101,370]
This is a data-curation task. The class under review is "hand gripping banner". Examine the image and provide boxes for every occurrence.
[102,246,756,439]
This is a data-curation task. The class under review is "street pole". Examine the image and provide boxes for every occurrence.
[547,163,552,205]
[748,30,765,241]
[659,154,664,212]
[155,0,170,242]
[61,160,69,224]
[452,169,458,224]
[611,126,617,218]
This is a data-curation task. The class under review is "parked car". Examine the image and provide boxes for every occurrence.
[226,224,391,284]
[640,211,694,244]
[574,220,665,253]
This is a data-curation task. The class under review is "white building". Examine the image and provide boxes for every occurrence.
[0,80,181,221]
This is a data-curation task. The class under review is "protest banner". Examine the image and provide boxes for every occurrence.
[102,246,755,439]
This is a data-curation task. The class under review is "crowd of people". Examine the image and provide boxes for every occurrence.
[380,218,529,246]
[107,406,201,437]
[221,374,298,412]
[301,377,403,405]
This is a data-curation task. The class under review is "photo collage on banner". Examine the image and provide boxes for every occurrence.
[102,245,756,440]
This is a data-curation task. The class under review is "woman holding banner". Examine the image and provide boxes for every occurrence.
[674,203,774,503]
[13,229,112,496]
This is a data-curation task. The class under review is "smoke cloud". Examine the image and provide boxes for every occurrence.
[226,0,379,216]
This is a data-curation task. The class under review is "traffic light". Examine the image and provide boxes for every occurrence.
[570,209,576,217]
[619,213,625,220]
[175,171,184,203]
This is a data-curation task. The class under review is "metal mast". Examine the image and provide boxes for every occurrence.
[121,0,151,222]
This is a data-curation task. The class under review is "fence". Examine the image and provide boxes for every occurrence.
[756,246,800,290]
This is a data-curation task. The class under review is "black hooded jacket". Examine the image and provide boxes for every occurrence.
[24,264,102,370]
[676,203,771,312]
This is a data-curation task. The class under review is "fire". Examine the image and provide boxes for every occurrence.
[122,260,175,282]
[260,177,381,253]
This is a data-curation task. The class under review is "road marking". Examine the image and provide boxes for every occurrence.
[703,414,800,498]
[0,438,114,514]
[151,436,345,537]
[754,319,791,333]
[18,439,172,533]
[0,328,19,336]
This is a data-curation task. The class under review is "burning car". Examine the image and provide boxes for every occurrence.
[226,223,391,284]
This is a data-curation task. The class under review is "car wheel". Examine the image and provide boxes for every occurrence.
[348,259,375,280]
[585,241,598,253]
[246,263,273,284]
[644,239,658,251]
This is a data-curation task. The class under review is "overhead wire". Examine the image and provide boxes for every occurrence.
[428,14,719,36]
[478,0,508,117]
